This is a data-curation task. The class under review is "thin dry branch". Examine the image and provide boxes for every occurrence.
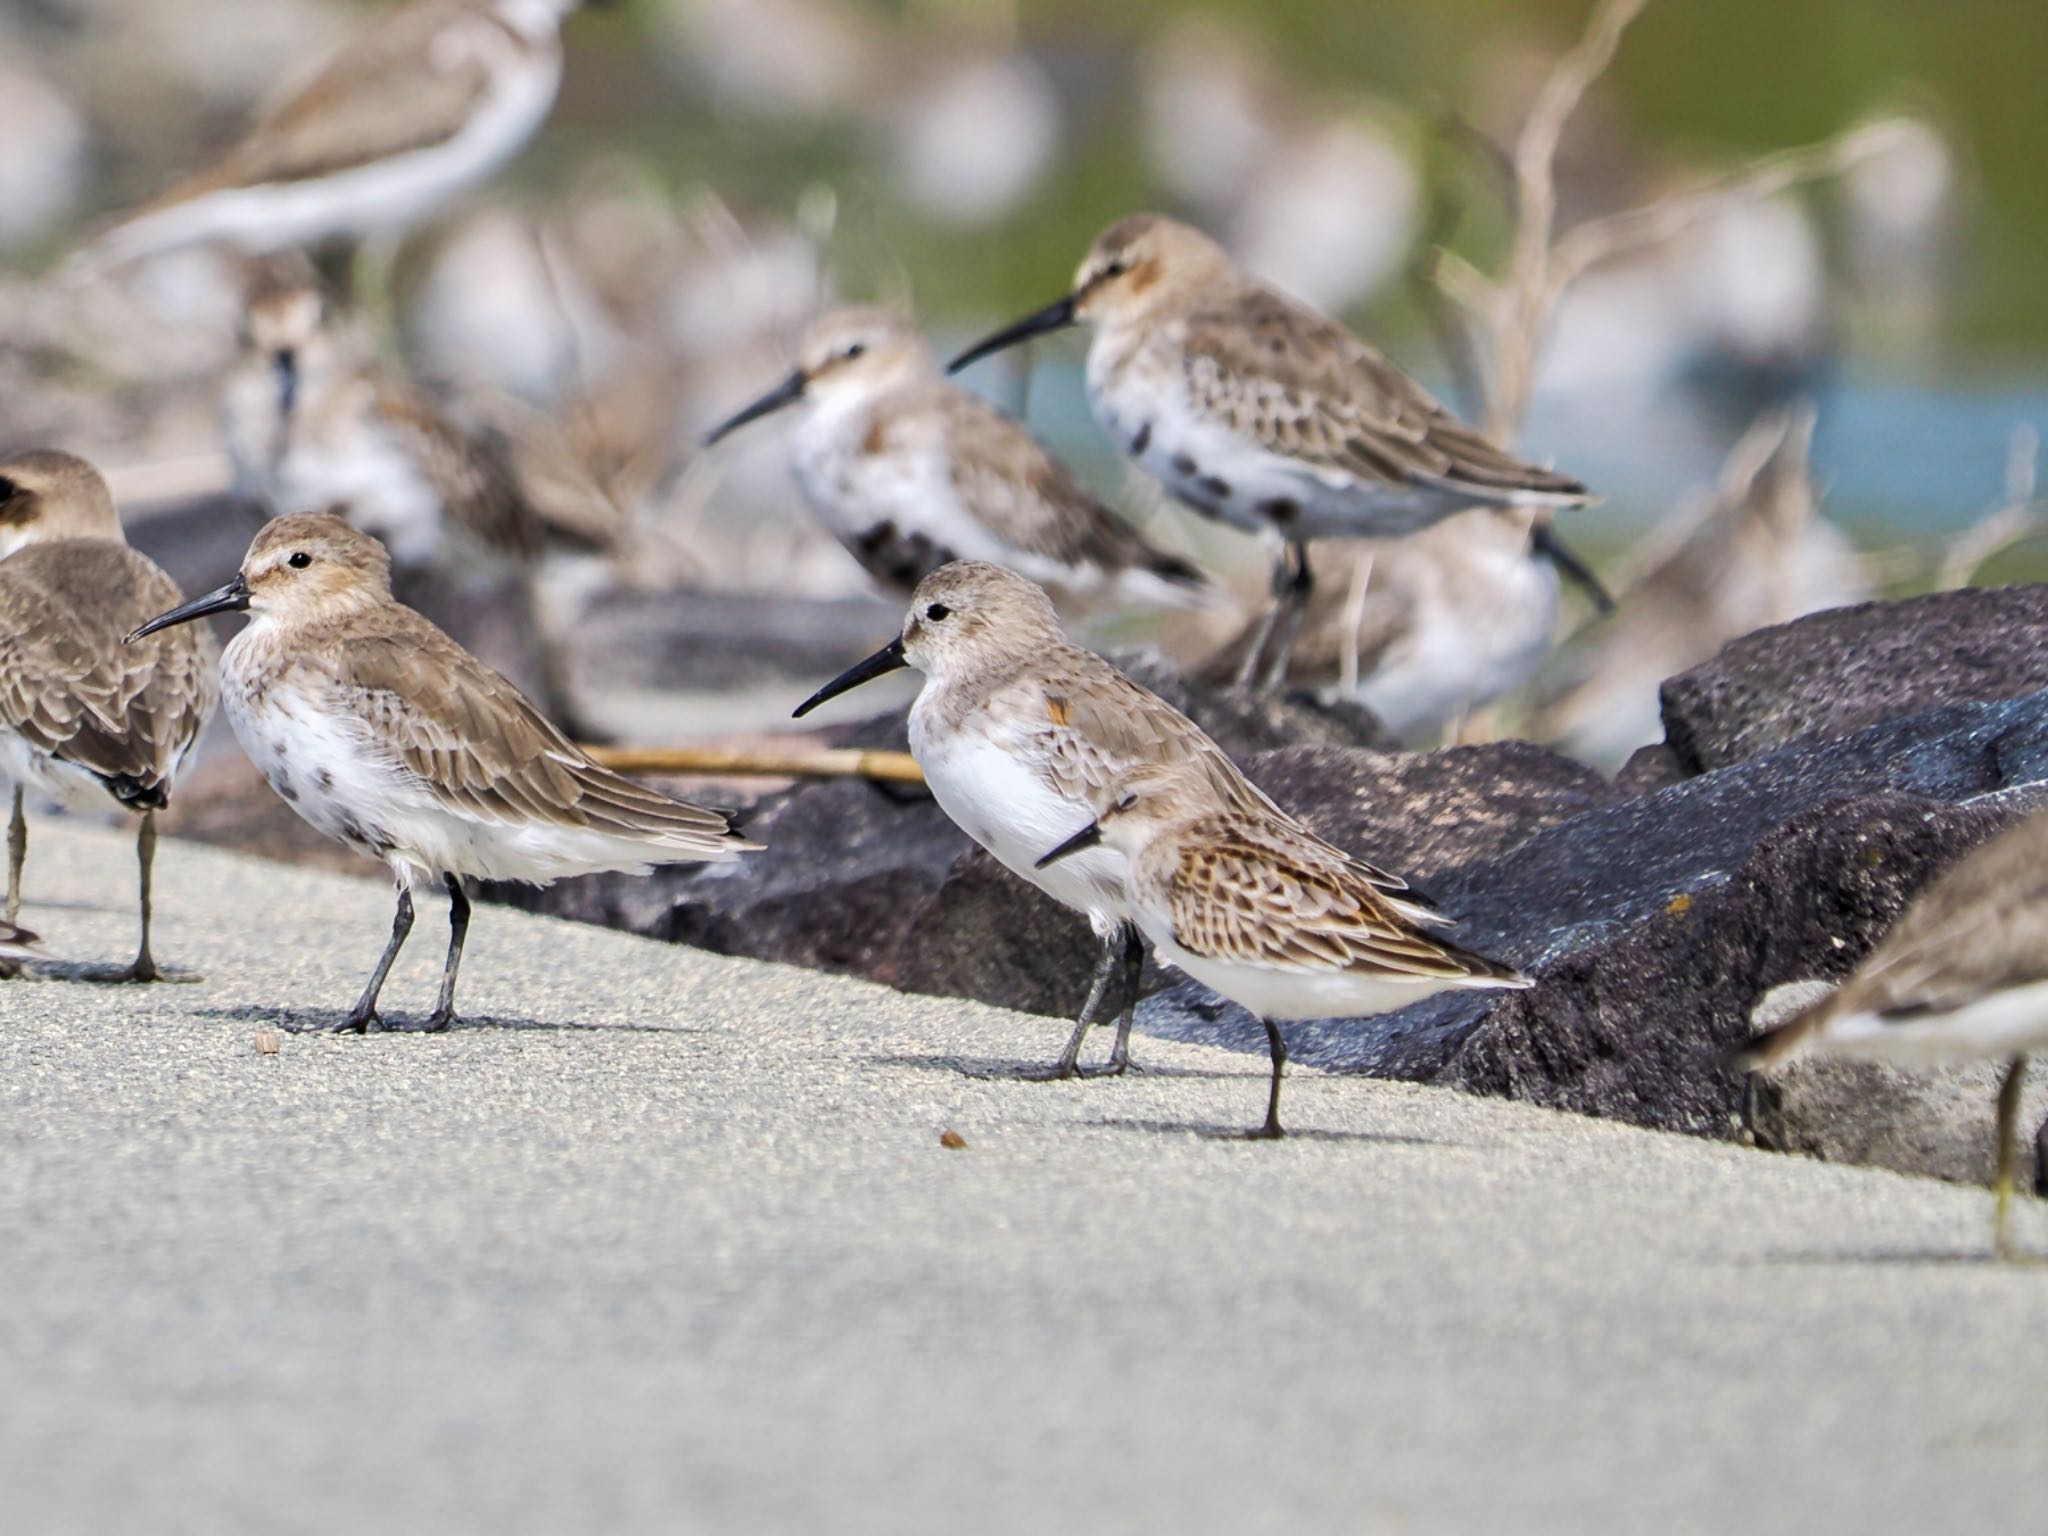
[1935,425,2043,590]
[582,743,927,785]
[1483,0,1649,438]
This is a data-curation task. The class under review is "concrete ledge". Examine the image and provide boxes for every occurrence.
[3,823,2045,1533]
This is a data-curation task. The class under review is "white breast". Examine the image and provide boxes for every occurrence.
[1357,548,1559,736]
[910,697,1129,934]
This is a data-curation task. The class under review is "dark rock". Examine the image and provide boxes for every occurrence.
[1660,584,2048,772]
[579,586,899,694]
[892,847,1103,1019]
[1140,687,2048,1183]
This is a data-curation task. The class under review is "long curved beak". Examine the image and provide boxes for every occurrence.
[947,293,1078,375]
[127,574,249,643]
[702,370,807,447]
[792,635,907,718]
[1035,820,1102,870]
[273,348,299,422]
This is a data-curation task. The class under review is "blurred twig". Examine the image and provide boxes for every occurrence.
[584,743,927,785]
[1935,425,2044,590]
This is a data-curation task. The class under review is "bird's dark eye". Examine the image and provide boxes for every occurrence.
[0,477,15,505]
[1116,793,1138,812]
[1102,259,1128,279]
[925,603,950,622]
[288,551,312,569]
[845,342,866,359]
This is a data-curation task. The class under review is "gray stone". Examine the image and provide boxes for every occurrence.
[1659,583,2048,772]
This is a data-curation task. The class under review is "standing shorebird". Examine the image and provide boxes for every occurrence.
[83,0,605,269]
[1745,807,2048,1260]
[703,307,1207,605]
[792,560,1422,1078]
[0,451,219,982]
[1200,510,1569,739]
[949,213,1597,688]
[1038,758,1528,1137]
[223,259,624,730]
[130,513,756,1032]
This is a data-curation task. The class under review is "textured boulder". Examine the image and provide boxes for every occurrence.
[1141,689,2048,1185]
[1659,584,2048,772]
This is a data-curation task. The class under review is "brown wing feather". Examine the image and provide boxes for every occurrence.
[324,611,749,848]
[0,545,217,805]
[142,2,511,205]
[1181,286,1587,501]
[1167,819,1511,980]
[936,388,1200,583]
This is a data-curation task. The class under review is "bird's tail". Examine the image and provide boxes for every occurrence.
[1735,980,1841,1073]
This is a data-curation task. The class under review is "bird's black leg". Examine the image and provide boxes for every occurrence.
[1993,1054,2029,1261]
[1232,541,1300,690]
[1252,1018,1289,1139]
[1099,922,1148,1077]
[424,873,470,1033]
[6,785,24,925]
[1024,930,1125,1080]
[340,880,414,1033]
[1256,540,1316,693]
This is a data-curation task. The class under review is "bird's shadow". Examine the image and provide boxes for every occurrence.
[22,958,203,985]
[1094,1116,1451,1147]
[869,1050,1243,1083]
[192,1003,695,1036]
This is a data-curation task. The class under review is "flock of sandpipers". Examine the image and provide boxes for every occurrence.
[4,0,2040,1257]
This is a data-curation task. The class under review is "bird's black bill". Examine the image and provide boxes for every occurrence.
[792,635,908,718]
[127,575,249,643]
[702,370,807,447]
[1035,821,1102,870]
[1530,524,1615,615]
[947,294,1078,374]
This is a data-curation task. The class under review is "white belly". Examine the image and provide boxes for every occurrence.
[1356,551,1560,735]
[1811,985,2048,1066]
[1148,922,1496,1022]
[911,708,1129,933]
[1089,355,1478,541]
[100,38,561,262]
[0,729,121,815]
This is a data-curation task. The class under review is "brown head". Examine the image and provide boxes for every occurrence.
[237,254,341,421]
[0,449,123,557]
[791,560,1067,715]
[128,511,394,643]
[947,213,1238,373]
[702,307,934,446]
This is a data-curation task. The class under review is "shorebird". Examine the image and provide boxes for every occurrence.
[1038,757,1528,1137]
[1745,807,2048,1260]
[83,0,605,270]
[130,512,756,1032]
[223,258,626,728]
[791,559,1422,1078]
[0,450,219,982]
[948,213,1598,688]
[1200,509,1570,738]
[703,307,1207,605]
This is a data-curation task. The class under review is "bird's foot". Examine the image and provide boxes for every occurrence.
[422,1007,457,1034]
[332,1008,378,1035]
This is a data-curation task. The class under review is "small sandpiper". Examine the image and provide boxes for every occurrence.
[224,258,625,730]
[792,559,1422,1078]
[0,450,220,981]
[703,306,1208,606]
[131,512,756,1032]
[1745,806,2048,1260]
[949,213,1598,688]
[1201,510,1569,738]
[83,0,603,269]
[1038,757,1528,1138]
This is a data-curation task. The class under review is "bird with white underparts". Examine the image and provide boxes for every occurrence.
[130,512,756,1033]
[81,0,610,271]
[0,450,219,982]
[703,306,1208,607]
[1745,804,2048,1260]
[949,213,1601,690]
[1037,756,1528,1138]
[792,559,1426,1079]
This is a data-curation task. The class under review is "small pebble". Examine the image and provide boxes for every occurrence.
[938,1128,967,1149]
[254,1029,281,1055]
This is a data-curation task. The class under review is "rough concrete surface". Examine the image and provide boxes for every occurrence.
[4,822,2046,1536]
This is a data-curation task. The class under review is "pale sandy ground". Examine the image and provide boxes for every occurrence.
[3,821,2045,1535]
